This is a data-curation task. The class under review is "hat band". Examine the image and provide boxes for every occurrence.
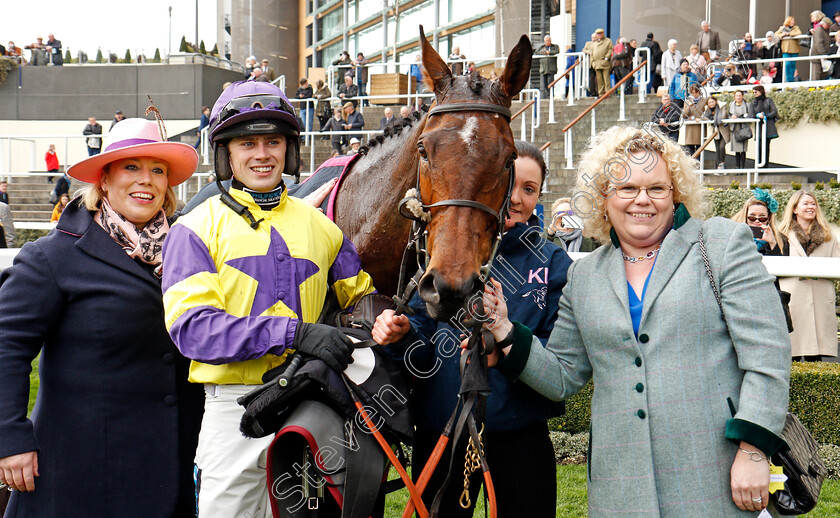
[104,138,159,152]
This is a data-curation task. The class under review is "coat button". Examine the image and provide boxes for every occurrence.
[164,395,177,406]
[277,255,285,262]
[278,290,286,299]
[637,409,646,419]
[634,357,642,367]
[162,353,175,364]
[639,334,649,343]
[636,383,644,393]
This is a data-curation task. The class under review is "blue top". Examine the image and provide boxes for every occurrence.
[385,215,572,433]
[627,260,657,337]
[668,71,699,100]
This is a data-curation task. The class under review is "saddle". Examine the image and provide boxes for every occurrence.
[238,295,414,518]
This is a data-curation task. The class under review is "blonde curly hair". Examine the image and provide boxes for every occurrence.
[571,125,705,243]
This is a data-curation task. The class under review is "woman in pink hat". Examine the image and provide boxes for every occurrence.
[0,118,204,517]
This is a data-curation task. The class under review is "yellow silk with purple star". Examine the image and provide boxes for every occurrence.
[162,188,375,385]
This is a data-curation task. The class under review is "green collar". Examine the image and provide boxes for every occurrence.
[610,203,691,248]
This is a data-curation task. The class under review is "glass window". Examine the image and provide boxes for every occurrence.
[396,2,435,45]
[358,0,381,23]
[319,41,344,68]
[450,0,493,24]
[450,21,494,62]
[357,25,382,56]
[318,8,344,42]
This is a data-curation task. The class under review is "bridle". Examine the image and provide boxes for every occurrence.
[393,102,516,313]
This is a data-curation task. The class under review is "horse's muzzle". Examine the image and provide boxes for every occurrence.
[417,269,483,322]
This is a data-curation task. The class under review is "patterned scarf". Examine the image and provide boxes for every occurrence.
[94,198,169,274]
[792,220,825,256]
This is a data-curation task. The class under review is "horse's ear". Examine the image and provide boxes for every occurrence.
[499,35,533,98]
[419,25,452,93]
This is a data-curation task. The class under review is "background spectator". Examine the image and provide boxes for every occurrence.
[50,193,70,223]
[728,90,751,168]
[682,84,705,155]
[321,107,346,155]
[400,105,412,123]
[740,33,760,79]
[260,59,276,82]
[702,96,730,169]
[6,41,23,63]
[775,16,802,83]
[611,37,632,94]
[24,37,46,66]
[651,93,680,141]
[696,20,721,61]
[194,106,210,150]
[45,34,62,66]
[448,46,466,75]
[759,31,783,83]
[779,190,840,361]
[536,35,560,97]
[243,56,257,80]
[829,32,840,79]
[295,78,314,135]
[831,11,840,32]
[332,51,352,85]
[249,68,269,82]
[590,28,612,96]
[0,201,14,247]
[353,52,369,100]
[750,85,778,167]
[733,190,788,256]
[313,78,331,131]
[379,107,395,130]
[338,74,359,107]
[45,143,59,183]
[342,101,364,141]
[810,17,832,80]
[53,173,71,200]
[668,59,698,107]
[83,117,102,156]
[410,54,425,94]
[0,181,8,205]
[582,33,598,96]
[545,197,599,252]
[640,32,663,92]
[686,44,707,82]
[347,137,361,154]
[110,110,125,130]
[716,62,744,86]
[660,39,682,90]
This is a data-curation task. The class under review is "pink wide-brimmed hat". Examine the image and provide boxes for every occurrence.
[66,118,198,186]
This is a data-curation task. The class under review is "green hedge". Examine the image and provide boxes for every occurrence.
[704,188,840,223]
[550,363,840,447]
[710,85,840,127]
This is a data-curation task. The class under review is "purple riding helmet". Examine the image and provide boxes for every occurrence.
[210,81,301,181]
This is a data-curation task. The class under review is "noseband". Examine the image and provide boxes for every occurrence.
[394,102,516,312]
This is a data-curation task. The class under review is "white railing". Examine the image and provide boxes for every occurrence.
[634,47,651,105]
[0,135,89,176]
[518,88,542,142]
[5,245,840,275]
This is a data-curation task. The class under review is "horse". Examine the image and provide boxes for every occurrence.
[331,26,533,321]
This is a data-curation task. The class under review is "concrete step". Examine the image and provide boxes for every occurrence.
[12,210,53,220]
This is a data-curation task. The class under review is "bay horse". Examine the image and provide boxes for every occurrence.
[332,26,533,321]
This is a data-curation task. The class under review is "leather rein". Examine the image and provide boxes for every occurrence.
[393,102,516,313]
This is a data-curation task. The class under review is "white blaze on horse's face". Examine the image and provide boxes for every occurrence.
[459,116,479,147]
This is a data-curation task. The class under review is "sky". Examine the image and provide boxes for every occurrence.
[3,0,219,61]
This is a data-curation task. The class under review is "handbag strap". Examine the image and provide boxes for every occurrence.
[698,228,727,325]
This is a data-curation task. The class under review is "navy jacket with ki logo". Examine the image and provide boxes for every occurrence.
[390,215,573,433]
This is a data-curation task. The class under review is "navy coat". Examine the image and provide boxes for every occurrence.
[0,199,203,517]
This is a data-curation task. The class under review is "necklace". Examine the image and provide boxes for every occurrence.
[622,243,662,263]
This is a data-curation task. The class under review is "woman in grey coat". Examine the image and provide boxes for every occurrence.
[728,91,753,168]
[480,126,790,517]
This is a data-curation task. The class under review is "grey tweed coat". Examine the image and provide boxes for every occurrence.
[509,216,790,517]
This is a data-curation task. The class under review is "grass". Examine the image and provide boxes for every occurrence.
[28,355,39,415]
[384,465,840,517]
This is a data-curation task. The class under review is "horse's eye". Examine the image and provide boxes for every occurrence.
[417,143,429,161]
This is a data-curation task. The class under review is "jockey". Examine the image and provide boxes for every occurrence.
[160,80,375,518]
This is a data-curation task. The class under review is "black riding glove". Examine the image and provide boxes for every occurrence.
[293,322,354,372]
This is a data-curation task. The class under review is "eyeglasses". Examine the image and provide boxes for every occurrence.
[613,184,673,199]
[553,210,574,217]
[747,215,769,223]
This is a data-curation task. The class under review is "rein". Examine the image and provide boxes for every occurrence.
[390,100,514,518]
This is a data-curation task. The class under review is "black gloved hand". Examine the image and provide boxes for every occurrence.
[293,322,354,372]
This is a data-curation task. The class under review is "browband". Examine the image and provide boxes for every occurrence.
[426,103,512,121]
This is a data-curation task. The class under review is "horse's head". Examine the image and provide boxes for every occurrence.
[414,26,532,321]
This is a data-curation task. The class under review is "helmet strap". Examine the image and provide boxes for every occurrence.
[216,174,264,230]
